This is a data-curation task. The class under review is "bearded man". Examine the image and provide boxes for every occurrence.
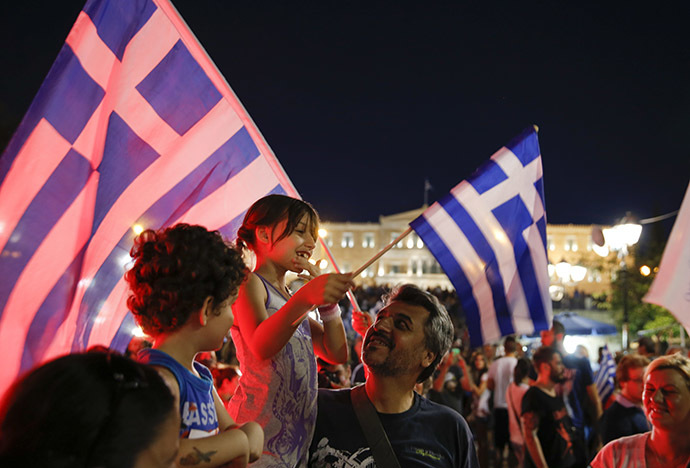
[308,284,478,467]
[521,346,577,468]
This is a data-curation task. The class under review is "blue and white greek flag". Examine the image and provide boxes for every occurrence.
[410,127,552,347]
[595,345,616,405]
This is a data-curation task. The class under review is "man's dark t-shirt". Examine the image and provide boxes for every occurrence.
[521,386,576,468]
[309,387,478,467]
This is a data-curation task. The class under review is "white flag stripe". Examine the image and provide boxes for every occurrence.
[422,203,502,343]
[525,222,551,319]
[643,181,690,325]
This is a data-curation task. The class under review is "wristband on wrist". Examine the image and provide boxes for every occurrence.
[318,304,341,323]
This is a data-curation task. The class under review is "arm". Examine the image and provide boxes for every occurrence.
[457,355,474,393]
[522,411,548,468]
[486,362,496,391]
[233,273,353,360]
[155,368,258,468]
[433,352,452,391]
[213,386,263,463]
[310,310,348,364]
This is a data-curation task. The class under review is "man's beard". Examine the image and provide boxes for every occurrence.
[362,342,418,378]
[551,368,567,383]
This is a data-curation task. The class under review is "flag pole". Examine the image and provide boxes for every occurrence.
[318,237,362,312]
[352,227,413,279]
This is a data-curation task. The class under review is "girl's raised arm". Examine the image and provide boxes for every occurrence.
[233,272,352,361]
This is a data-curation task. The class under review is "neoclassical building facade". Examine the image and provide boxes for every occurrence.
[314,207,619,304]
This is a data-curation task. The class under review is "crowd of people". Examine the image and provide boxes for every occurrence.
[0,193,689,468]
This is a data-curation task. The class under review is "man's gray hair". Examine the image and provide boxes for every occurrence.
[383,284,453,382]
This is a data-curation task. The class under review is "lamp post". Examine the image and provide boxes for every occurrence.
[602,215,642,350]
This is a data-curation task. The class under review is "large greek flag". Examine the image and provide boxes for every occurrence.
[410,127,552,347]
[0,0,298,397]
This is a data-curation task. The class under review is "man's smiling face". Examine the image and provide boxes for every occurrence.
[362,301,432,379]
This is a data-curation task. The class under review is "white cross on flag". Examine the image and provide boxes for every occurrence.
[410,127,552,347]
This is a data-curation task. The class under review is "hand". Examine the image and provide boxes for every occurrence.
[292,255,320,278]
[351,309,373,337]
[295,273,354,308]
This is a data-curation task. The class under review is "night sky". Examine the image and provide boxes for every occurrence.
[2,1,688,234]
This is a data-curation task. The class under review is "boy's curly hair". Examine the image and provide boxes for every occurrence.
[125,224,248,336]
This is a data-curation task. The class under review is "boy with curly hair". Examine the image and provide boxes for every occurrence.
[126,223,263,467]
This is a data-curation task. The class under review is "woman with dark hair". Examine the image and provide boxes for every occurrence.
[591,353,690,468]
[0,349,179,468]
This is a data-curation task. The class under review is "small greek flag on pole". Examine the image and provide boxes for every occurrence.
[410,126,552,347]
[595,345,616,405]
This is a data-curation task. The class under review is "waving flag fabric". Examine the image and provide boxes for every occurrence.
[0,0,298,397]
[410,127,552,347]
[643,181,690,328]
[595,345,616,406]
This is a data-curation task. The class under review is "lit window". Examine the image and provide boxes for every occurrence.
[547,237,555,251]
[416,236,424,248]
[362,233,375,248]
[341,232,354,248]
[406,237,414,249]
[565,237,577,252]
[391,232,403,248]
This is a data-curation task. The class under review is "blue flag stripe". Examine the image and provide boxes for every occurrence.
[505,127,540,166]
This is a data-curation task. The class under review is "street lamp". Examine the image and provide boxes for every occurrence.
[602,214,642,349]
[550,260,587,308]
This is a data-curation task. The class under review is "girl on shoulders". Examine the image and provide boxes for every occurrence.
[229,194,353,467]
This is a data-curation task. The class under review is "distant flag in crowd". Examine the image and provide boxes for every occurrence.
[644,181,690,332]
[410,127,552,347]
[0,0,299,397]
[595,344,616,405]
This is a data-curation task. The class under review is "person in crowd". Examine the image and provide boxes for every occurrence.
[507,357,532,467]
[317,357,351,389]
[230,194,353,467]
[541,320,602,466]
[468,350,491,468]
[0,349,179,468]
[309,284,479,467]
[591,353,690,468]
[522,346,577,468]
[488,335,520,467]
[600,354,651,444]
[126,223,264,467]
[636,336,657,359]
[428,347,473,415]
